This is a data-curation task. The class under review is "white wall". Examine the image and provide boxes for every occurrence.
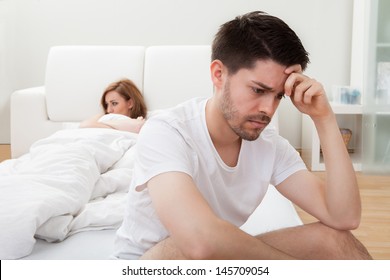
[0,0,354,147]
[0,1,15,144]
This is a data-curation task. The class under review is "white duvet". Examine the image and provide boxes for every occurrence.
[0,128,137,259]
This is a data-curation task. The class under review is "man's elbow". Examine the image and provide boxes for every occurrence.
[346,214,361,230]
[180,238,217,260]
[344,206,362,230]
[178,225,225,260]
[331,213,361,231]
[337,218,360,230]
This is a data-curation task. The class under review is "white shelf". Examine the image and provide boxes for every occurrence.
[377,43,390,47]
[301,104,362,171]
[348,0,390,174]
[330,103,363,114]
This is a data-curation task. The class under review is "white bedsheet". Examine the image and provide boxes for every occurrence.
[0,128,137,259]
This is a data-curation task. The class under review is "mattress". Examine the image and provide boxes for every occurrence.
[22,186,302,260]
[22,229,117,260]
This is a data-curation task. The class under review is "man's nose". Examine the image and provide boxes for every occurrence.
[257,95,277,116]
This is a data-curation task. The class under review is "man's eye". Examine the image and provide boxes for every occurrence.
[276,93,285,100]
[252,87,265,94]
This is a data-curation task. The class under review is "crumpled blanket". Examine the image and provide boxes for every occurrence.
[0,128,137,259]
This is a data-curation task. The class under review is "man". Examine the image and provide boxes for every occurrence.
[113,11,372,259]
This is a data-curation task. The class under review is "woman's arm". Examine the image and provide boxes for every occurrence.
[100,117,145,133]
[79,114,145,133]
[79,114,112,129]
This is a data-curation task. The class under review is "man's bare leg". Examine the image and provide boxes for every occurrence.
[257,222,372,260]
[140,222,372,260]
[140,237,185,260]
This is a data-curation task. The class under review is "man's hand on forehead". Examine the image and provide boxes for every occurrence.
[284,64,302,75]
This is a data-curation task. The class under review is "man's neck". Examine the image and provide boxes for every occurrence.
[205,98,242,167]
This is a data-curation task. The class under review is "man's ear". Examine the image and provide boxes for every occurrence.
[210,60,225,89]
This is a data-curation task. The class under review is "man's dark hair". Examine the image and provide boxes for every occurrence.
[212,11,310,74]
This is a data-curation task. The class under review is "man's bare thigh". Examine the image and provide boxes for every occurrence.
[256,222,372,259]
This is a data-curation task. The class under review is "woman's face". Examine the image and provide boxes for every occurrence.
[104,91,133,116]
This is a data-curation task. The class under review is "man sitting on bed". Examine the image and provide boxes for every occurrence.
[113,11,372,259]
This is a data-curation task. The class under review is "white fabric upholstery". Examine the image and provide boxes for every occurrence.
[143,45,213,111]
[11,87,62,158]
[45,46,145,122]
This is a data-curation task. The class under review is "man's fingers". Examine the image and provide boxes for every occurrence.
[284,64,302,75]
[286,74,323,106]
[284,72,305,97]
[293,79,315,104]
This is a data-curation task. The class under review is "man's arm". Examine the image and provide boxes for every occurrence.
[276,66,361,230]
[147,171,295,259]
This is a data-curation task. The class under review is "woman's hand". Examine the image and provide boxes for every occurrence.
[133,116,146,133]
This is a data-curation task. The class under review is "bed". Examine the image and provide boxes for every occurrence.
[1,45,302,260]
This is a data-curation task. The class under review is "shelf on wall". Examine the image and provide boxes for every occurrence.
[301,106,363,172]
[377,43,390,48]
[330,103,363,114]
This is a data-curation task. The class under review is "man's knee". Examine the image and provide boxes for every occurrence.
[315,223,372,260]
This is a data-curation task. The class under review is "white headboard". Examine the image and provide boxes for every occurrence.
[11,46,214,157]
[143,45,213,110]
[11,45,278,158]
[45,46,145,122]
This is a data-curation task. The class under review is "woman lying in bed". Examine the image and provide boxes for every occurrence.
[80,78,147,133]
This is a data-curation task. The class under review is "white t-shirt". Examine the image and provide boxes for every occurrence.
[113,97,306,259]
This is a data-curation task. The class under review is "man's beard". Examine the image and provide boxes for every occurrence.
[220,81,271,141]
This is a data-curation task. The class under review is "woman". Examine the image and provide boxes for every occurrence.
[80,78,147,133]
